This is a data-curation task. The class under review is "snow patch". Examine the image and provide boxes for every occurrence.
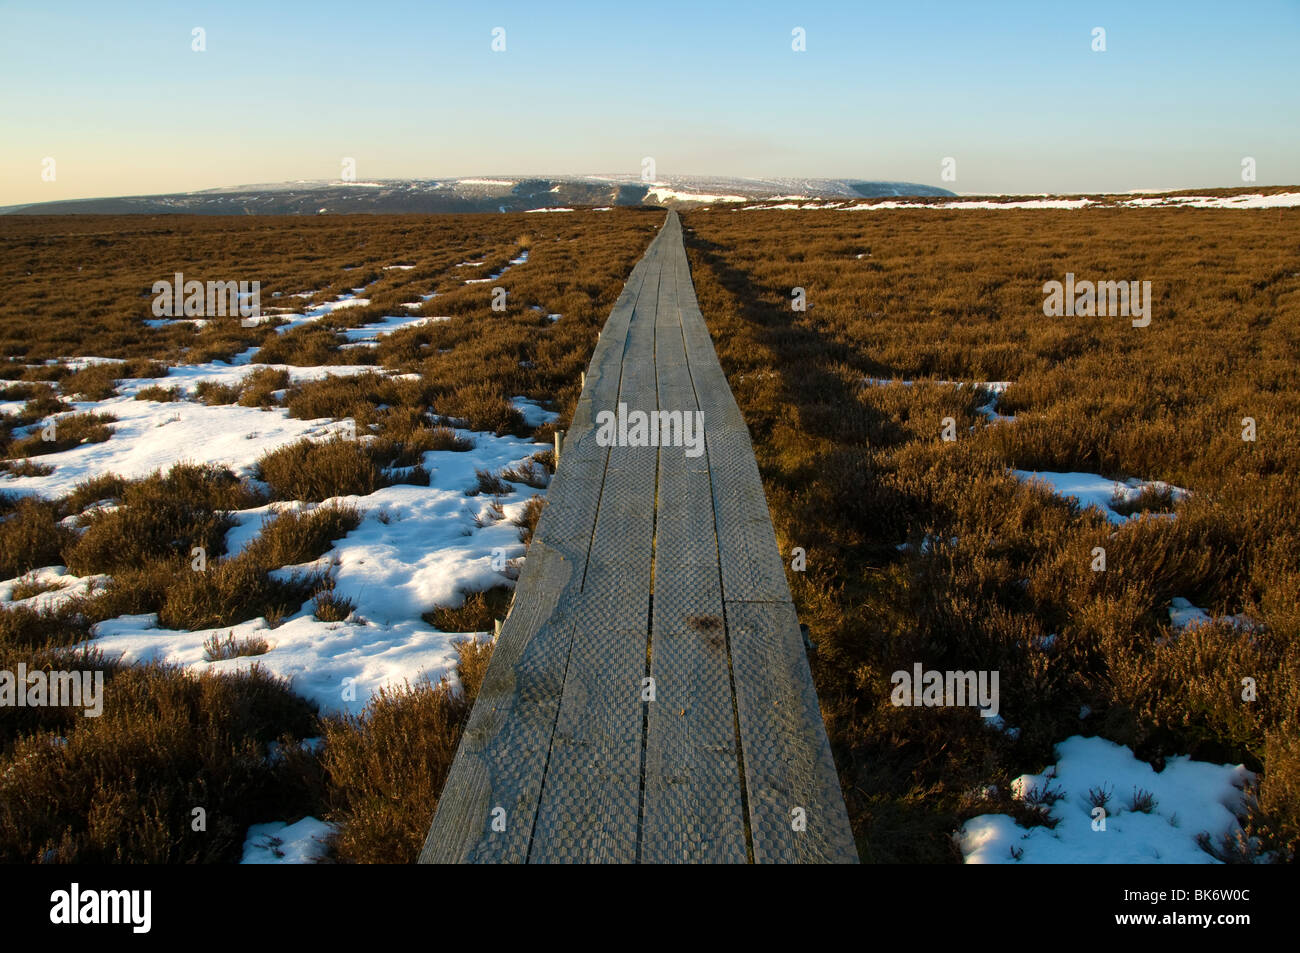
[241,816,336,864]
[956,736,1252,863]
[1011,471,1188,525]
[82,431,551,717]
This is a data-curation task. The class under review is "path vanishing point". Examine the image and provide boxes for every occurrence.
[420,211,858,863]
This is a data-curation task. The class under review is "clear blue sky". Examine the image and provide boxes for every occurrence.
[2,0,1298,204]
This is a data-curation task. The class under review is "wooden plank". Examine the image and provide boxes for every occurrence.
[526,617,649,862]
[642,235,747,862]
[642,459,748,863]
[655,329,687,369]
[532,476,603,557]
[419,540,580,863]
[705,430,791,603]
[525,249,663,862]
[724,600,858,864]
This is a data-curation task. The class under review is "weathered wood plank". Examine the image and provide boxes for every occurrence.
[418,545,580,863]
[641,229,749,863]
[704,429,791,603]
[643,459,748,863]
[526,619,649,863]
[724,600,858,864]
[525,251,663,861]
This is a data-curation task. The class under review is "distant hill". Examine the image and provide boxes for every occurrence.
[0,175,956,215]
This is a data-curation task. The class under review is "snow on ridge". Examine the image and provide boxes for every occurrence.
[1168,596,1213,630]
[644,187,747,205]
[510,395,559,429]
[0,566,108,611]
[338,312,446,344]
[465,249,528,283]
[1121,192,1300,209]
[861,377,1011,392]
[738,192,1300,212]
[843,198,1094,211]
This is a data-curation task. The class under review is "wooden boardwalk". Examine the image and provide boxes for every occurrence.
[420,211,857,864]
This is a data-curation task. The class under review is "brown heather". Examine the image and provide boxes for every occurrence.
[3,203,1297,862]
[680,204,1300,861]
[0,210,657,862]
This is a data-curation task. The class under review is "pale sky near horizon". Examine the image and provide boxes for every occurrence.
[2,0,1298,206]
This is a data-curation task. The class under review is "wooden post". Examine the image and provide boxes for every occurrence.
[493,618,502,641]
[555,429,564,462]
[580,370,585,390]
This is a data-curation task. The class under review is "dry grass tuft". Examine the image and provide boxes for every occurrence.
[317,637,493,863]
[423,586,514,633]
